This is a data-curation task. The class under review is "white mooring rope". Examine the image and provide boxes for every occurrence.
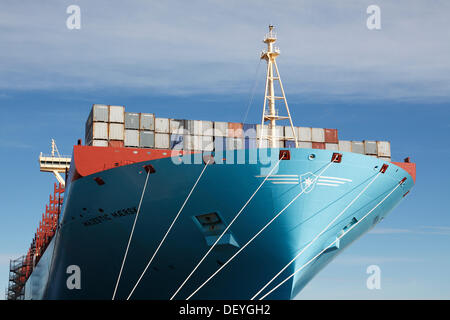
[250,171,382,300]
[170,156,285,300]
[127,159,212,300]
[183,159,336,300]
[257,181,403,300]
[112,168,151,300]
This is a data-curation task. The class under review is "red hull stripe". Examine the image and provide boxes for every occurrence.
[391,161,416,183]
[71,145,194,181]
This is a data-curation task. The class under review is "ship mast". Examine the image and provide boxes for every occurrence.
[259,25,298,147]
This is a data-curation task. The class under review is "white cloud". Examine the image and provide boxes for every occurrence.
[0,0,449,102]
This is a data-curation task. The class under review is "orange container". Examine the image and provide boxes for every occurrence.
[108,140,124,148]
[228,122,244,138]
[324,129,338,143]
[312,142,325,149]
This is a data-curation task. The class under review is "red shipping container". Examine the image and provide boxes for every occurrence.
[312,142,325,149]
[227,122,244,138]
[324,129,338,143]
[108,140,124,148]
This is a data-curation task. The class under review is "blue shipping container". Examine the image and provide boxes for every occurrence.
[285,141,296,148]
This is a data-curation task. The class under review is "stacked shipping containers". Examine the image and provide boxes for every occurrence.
[84,105,391,160]
[124,113,140,147]
[85,104,109,146]
[108,106,125,147]
[282,127,338,150]
[337,140,391,161]
[140,113,155,148]
[85,104,125,147]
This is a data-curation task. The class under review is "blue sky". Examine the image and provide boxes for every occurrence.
[1,0,449,299]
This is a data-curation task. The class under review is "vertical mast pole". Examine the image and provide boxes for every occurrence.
[260,25,298,148]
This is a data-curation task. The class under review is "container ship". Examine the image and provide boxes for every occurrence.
[6,26,415,300]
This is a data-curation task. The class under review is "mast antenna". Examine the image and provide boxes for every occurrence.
[259,25,298,148]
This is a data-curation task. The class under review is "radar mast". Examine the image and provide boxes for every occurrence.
[259,25,298,147]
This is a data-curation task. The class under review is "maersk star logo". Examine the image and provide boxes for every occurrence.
[300,172,318,193]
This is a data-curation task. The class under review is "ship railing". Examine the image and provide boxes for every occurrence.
[39,153,72,160]
[264,31,277,40]
[260,47,281,58]
[39,153,71,173]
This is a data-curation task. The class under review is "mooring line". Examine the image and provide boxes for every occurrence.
[184,159,335,300]
[257,181,403,300]
[127,159,212,300]
[112,168,151,300]
[170,156,285,300]
[250,171,382,300]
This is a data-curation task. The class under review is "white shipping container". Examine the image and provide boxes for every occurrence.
[338,140,352,152]
[109,105,125,123]
[140,113,155,131]
[184,120,194,135]
[311,128,325,142]
[183,135,194,150]
[214,122,228,137]
[284,126,298,140]
[124,129,139,147]
[201,136,214,151]
[124,112,140,130]
[155,133,170,149]
[298,127,312,141]
[272,139,284,148]
[89,104,109,123]
[88,122,108,141]
[364,140,377,155]
[155,118,169,133]
[192,120,214,136]
[193,120,203,136]
[351,141,365,154]
[256,124,269,139]
[191,135,202,151]
[109,123,124,140]
[325,143,339,151]
[187,135,209,150]
[258,125,283,139]
[92,139,108,147]
[226,138,244,150]
[274,126,284,139]
[379,156,392,162]
[140,131,155,148]
[298,141,313,149]
[202,121,214,136]
[169,119,186,134]
[377,141,391,157]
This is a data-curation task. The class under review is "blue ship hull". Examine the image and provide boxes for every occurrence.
[24,148,414,300]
